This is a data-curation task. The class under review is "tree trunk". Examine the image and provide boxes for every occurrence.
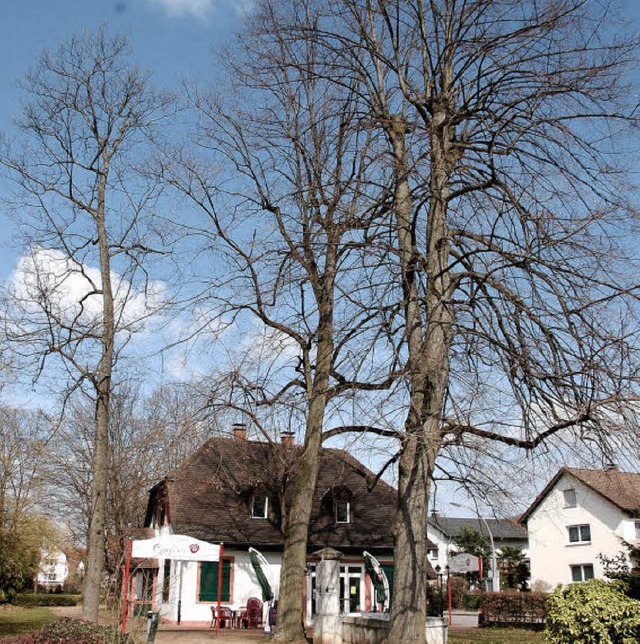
[275,397,324,644]
[83,167,115,623]
[275,255,336,643]
[384,107,454,642]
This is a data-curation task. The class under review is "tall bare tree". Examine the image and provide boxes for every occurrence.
[1,31,173,621]
[161,11,401,639]
[249,0,640,640]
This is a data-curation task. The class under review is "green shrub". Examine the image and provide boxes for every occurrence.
[480,591,547,627]
[449,575,469,609]
[545,579,640,644]
[12,593,79,607]
[464,592,482,610]
[426,581,446,616]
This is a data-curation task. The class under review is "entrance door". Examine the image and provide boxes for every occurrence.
[340,565,363,614]
[306,563,364,622]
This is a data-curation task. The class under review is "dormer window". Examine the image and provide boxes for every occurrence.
[335,499,350,524]
[251,494,268,519]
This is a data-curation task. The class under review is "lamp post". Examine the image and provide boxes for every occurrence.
[435,565,444,617]
[450,501,499,592]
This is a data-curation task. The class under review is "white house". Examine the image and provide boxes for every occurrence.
[521,466,640,589]
[131,426,437,627]
[427,513,528,589]
[37,550,69,590]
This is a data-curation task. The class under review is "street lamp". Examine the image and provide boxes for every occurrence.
[435,565,444,617]
[450,501,499,592]
[434,563,451,623]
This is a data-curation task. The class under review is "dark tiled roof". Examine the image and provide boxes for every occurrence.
[146,437,432,556]
[520,467,640,523]
[429,516,527,541]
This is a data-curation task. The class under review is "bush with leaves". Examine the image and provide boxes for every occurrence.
[545,579,640,643]
[599,543,640,601]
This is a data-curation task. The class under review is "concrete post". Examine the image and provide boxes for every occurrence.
[313,548,343,644]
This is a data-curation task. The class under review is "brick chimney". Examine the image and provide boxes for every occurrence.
[232,423,247,440]
[281,431,295,447]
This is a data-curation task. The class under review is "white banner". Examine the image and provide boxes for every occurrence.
[132,535,220,562]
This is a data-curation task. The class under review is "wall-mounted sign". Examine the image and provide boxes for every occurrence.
[131,535,220,562]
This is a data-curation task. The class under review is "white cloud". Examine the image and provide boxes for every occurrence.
[7,247,167,336]
[145,0,251,20]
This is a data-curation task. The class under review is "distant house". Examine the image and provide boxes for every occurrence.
[427,513,528,585]
[136,425,436,626]
[520,466,640,589]
[37,550,68,591]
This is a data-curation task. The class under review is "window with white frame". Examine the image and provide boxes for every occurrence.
[563,488,577,508]
[635,520,640,541]
[427,547,439,559]
[567,524,591,544]
[251,494,268,519]
[335,499,350,523]
[570,564,594,582]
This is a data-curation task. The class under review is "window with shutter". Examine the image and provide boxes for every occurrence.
[199,559,232,602]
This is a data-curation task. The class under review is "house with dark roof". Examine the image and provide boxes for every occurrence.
[426,513,528,589]
[520,466,640,589]
[139,425,435,626]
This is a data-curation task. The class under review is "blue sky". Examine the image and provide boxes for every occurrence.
[0,0,247,280]
[1,0,640,516]
[2,0,640,279]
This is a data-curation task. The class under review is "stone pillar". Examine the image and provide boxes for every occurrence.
[313,548,343,644]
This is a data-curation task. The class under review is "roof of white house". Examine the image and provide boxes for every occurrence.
[520,466,640,523]
[429,515,527,540]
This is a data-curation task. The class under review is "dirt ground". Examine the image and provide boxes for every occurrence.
[48,606,267,643]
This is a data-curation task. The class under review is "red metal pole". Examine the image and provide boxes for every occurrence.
[216,543,224,636]
[121,538,133,636]
[447,569,452,626]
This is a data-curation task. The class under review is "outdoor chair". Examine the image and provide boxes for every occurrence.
[210,605,231,629]
[244,596,262,628]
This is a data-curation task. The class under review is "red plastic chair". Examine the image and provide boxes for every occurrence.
[210,605,232,629]
[245,596,263,628]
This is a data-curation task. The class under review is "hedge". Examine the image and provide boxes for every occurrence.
[479,591,548,628]
[12,593,80,607]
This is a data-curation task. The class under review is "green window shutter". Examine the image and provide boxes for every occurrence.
[199,560,231,602]
[381,565,394,609]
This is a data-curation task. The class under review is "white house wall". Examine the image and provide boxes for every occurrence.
[37,551,68,587]
[527,473,629,589]
[158,549,281,624]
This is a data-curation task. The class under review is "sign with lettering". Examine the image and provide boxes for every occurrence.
[132,535,220,562]
[448,553,480,573]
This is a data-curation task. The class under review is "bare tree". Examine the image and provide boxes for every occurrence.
[160,11,402,639]
[0,31,173,621]
[242,0,640,640]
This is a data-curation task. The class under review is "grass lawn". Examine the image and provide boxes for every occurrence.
[449,627,545,643]
[0,606,57,637]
